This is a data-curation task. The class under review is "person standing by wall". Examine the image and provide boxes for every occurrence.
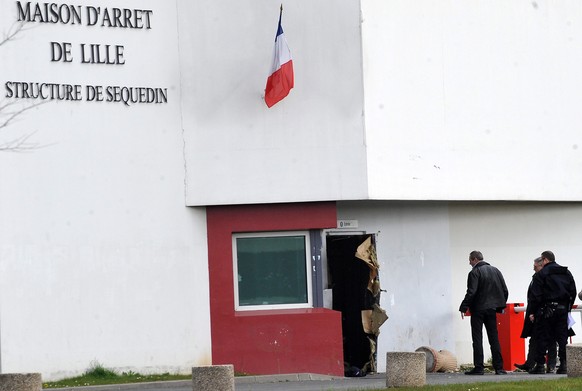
[459,250,509,375]
[528,250,577,374]
[514,257,557,372]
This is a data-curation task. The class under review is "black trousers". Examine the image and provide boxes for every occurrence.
[471,308,504,370]
[525,332,556,368]
[534,310,568,367]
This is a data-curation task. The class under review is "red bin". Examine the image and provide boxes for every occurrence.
[497,303,526,371]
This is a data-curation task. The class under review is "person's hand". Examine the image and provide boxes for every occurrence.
[529,314,535,322]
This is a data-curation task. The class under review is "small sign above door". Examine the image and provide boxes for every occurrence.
[337,220,358,229]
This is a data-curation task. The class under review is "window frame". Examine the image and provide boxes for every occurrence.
[232,231,313,311]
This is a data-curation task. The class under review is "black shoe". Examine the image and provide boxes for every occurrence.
[557,366,567,374]
[546,366,555,374]
[464,368,484,375]
[514,363,530,371]
[528,364,545,374]
[495,369,507,375]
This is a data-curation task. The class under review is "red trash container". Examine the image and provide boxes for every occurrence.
[497,303,526,371]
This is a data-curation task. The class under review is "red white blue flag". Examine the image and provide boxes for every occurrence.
[264,6,294,108]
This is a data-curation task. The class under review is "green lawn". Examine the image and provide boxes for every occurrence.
[373,377,582,391]
[42,362,191,389]
[43,372,192,388]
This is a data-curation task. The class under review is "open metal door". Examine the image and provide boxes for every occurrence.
[326,234,385,376]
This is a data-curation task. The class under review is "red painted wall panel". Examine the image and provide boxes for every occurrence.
[206,202,344,376]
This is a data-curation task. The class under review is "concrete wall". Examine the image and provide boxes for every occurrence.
[0,0,211,380]
[181,1,582,206]
[178,0,368,206]
[449,202,582,364]
[337,201,582,369]
[336,201,455,371]
[362,0,582,201]
[3,0,582,379]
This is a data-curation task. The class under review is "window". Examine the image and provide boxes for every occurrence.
[233,231,312,311]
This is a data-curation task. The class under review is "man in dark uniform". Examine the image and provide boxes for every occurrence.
[528,250,577,374]
[459,250,509,375]
[514,257,557,372]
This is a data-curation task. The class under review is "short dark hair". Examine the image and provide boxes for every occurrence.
[541,250,555,263]
[470,251,484,261]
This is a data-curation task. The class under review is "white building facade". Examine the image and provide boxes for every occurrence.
[1,0,582,380]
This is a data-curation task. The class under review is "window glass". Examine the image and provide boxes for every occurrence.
[233,232,312,310]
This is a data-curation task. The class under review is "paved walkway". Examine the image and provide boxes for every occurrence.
[49,371,568,391]
[236,372,565,390]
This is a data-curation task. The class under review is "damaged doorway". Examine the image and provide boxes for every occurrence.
[326,233,386,376]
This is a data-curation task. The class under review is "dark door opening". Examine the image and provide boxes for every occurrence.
[326,234,380,376]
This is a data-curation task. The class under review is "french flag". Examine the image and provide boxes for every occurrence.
[264,6,294,108]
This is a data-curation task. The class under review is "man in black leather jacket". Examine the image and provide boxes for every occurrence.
[459,250,509,375]
[527,250,577,375]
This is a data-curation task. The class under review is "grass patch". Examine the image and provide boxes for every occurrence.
[42,362,191,389]
[372,377,582,391]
